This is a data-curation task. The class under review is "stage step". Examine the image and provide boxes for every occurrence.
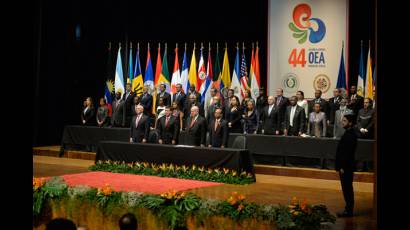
[33,146,96,160]
[33,146,373,183]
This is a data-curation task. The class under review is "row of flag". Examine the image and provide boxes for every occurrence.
[105,42,261,115]
[336,40,376,100]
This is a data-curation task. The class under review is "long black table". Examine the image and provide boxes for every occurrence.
[61,125,375,169]
[96,141,255,174]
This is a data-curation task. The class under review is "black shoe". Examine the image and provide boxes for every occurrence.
[337,210,353,217]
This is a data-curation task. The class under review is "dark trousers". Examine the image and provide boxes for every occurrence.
[288,125,299,136]
[339,170,354,213]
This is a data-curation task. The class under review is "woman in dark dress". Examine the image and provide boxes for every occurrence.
[96,97,109,127]
[81,97,96,126]
[225,96,243,133]
[171,101,184,132]
[242,99,259,134]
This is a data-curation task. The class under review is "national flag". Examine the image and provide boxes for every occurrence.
[336,42,347,91]
[114,45,125,98]
[213,44,221,95]
[230,47,241,102]
[357,41,365,97]
[252,44,261,101]
[158,45,171,93]
[188,46,197,91]
[220,47,231,91]
[240,49,249,99]
[198,47,207,97]
[144,44,154,94]
[128,44,134,84]
[152,45,162,115]
[105,80,114,117]
[180,46,189,93]
[132,45,144,96]
[197,47,207,93]
[202,46,213,116]
[154,45,162,87]
[104,42,114,117]
[365,45,373,100]
[171,45,181,95]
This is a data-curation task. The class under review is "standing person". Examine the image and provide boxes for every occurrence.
[261,96,280,135]
[157,106,179,145]
[225,96,243,134]
[171,101,184,133]
[283,96,306,136]
[357,98,375,139]
[242,99,259,134]
[296,90,308,119]
[206,96,224,124]
[308,89,329,119]
[308,103,327,138]
[224,89,235,112]
[81,97,96,126]
[347,85,364,117]
[172,83,186,111]
[123,82,136,127]
[130,105,150,143]
[334,98,353,138]
[186,84,201,106]
[154,97,166,127]
[111,92,124,127]
[256,87,268,120]
[185,106,206,147]
[140,85,153,116]
[328,88,342,137]
[275,88,289,134]
[183,94,204,121]
[335,114,358,217]
[208,108,229,148]
[204,88,219,115]
[96,98,109,127]
[156,83,171,106]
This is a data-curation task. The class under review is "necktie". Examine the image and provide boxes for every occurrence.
[165,116,170,127]
[190,117,196,128]
[215,119,219,131]
[276,97,281,106]
[136,115,141,127]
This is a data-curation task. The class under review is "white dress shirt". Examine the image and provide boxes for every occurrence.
[290,105,297,126]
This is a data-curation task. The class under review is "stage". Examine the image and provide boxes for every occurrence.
[33,148,375,230]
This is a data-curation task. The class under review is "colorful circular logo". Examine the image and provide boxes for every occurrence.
[282,73,299,93]
[289,4,326,44]
[199,71,206,80]
[313,74,331,93]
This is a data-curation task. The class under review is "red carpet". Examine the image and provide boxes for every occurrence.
[58,172,223,194]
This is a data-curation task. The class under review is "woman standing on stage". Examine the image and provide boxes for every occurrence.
[96,97,109,127]
[81,97,95,126]
[242,99,259,134]
[171,101,184,132]
[225,96,243,134]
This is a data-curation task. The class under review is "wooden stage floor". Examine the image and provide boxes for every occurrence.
[33,155,376,229]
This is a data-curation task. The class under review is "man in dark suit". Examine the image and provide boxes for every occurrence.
[275,88,289,133]
[308,89,329,118]
[206,96,224,124]
[111,92,124,127]
[156,83,171,106]
[186,84,201,105]
[140,85,153,116]
[224,89,235,112]
[256,87,267,120]
[335,114,358,217]
[208,108,228,148]
[284,96,306,136]
[157,106,179,145]
[328,88,342,137]
[347,85,364,117]
[183,94,204,122]
[123,82,136,127]
[261,96,280,135]
[129,105,150,143]
[172,83,186,110]
[185,106,206,147]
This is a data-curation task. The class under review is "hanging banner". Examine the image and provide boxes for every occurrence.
[268,0,348,98]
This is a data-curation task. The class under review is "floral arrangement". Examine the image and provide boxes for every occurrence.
[33,177,336,230]
[89,160,255,185]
